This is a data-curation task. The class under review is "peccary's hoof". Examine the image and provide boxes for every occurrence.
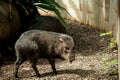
[14,75,19,79]
[32,74,41,77]
[13,77,20,80]
[54,71,58,75]
[36,74,41,77]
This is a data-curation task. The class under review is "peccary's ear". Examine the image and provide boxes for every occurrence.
[59,36,65,43]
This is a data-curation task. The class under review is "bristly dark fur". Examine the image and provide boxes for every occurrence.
[14,30,74,78]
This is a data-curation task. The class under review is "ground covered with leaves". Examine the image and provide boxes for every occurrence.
[0,21,118,80]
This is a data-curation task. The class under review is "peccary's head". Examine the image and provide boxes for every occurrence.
[55,34,75,63]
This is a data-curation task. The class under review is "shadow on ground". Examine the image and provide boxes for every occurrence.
[13,69,96,80]
[41,69,96,78]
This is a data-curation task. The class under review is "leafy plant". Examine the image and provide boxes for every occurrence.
[101,58,118,70]
[100,31,116,49]
[32,0,69,27]
[101,57,118,74]
[100,31,118,74]
[13,0,69,27]
[100,31,112,36]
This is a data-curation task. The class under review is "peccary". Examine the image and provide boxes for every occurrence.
[14,30,75,78]
[0,0,21,43]
[23,14,66,33]
[14,0,66,34]
[0,0,21,60]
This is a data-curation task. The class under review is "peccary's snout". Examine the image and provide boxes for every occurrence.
[59,34,75,63]
[68,53,75,63]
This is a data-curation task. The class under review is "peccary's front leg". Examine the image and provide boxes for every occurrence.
[48,58,57,75]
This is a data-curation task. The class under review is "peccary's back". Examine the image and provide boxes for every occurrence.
[24,14,66,34]
[15,30,64,57]
[19,30,61,43]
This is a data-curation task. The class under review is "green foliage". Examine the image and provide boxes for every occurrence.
[100,31,112,37]
[109,38,116,49]
[32,0,69,27]
[100,31,116,49]
[101,59,118,70]
[101,57,118,74]
[101,57,109,62]
[100,31,118,74]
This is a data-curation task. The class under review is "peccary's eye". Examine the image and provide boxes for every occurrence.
[65,47,70,50]
[64,50,68,53]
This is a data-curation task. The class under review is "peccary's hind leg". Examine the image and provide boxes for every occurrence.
[14,57,25,78]
[30,57,40,77]
[48,58,57,75]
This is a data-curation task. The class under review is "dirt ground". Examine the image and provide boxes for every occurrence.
[0,21,118,80]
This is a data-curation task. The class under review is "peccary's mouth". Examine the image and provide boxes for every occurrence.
[69,58,75,63]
